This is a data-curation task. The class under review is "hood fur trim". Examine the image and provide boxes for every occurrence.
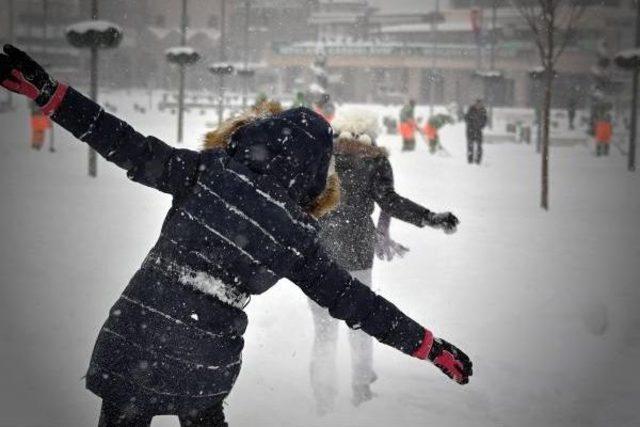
[307,173,341,219]
[201,101,340,219]
[202,100,284,150]
[332,108,380,141]
[334,138,388,158]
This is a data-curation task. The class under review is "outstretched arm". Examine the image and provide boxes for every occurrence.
[372,157,459,233]
[0,44,200,197]
[53,87,200,195]
[287,242,473,385]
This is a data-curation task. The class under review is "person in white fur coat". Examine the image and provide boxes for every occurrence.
[311,109,460,412]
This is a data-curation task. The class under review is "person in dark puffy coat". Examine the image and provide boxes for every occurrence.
[310,109,460,412]
[465,99,488,164]
[0,45,473,427]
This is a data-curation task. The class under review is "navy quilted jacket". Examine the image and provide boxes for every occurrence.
[51,87,426,415]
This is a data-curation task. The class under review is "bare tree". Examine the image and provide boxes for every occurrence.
[510,0,586,210]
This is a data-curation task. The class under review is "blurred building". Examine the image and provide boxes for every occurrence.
[268,0,636,108]
[1,0,635,109]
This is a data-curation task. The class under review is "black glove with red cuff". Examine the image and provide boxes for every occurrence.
[0,44,67,114]
[413,329,473,385]
[423,211,459,234]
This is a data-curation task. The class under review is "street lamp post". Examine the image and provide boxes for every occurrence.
[218,0,227,124]
[66,0,122,177]
[429,0,441,117]
[42,0,56,152]
[209,63,234,122]
[488,0,498,128]
[165,0,200,144]
[7,0,14,108]
[178,0,187,143]
[241,0,251,108]
[629,1,640,171]
[614,4,640,171]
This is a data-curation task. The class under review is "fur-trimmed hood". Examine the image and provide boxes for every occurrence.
[203,102,340,218]
[333,137,388,159]
[331,108,380,144]
[331,108,387,158]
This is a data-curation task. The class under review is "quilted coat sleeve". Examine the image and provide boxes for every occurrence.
[371,156,432,227]
[287,242,425,355]
[51,86,200,196]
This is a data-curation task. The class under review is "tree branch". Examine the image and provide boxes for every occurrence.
[510,0,548,66]
[552,2,587,64]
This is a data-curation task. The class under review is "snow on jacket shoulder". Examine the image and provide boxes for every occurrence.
[50,87,425,414]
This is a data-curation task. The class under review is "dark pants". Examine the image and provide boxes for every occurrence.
[467,133,483,164]
[402,138,416,151]
[98,400,228,427]
[428,138,438,154]
[596,142,610,156]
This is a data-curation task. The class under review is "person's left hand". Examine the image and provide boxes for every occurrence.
[424,211,459,234]
[413,330,473,385]
[0,44,61,109]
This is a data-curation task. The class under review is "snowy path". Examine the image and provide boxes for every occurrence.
[0,94,639,427]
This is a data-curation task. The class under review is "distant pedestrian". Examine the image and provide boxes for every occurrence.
[464,99,487,164]
[399,99,417,151]
[567,97,577,130]
[423,119,438,153]
[422,114,454,155]
[595,115,612,156]
[30,106,51,150]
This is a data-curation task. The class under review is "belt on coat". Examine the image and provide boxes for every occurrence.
[142,252,251,309]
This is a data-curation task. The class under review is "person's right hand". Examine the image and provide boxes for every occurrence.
[375,231,410,261]
[0,44,64,112]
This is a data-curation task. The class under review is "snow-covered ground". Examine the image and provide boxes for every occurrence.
[0,93,639,427]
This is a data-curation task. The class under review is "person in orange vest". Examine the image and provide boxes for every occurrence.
[30,104,52,150]
[595,114,612,156]
[422,114,455,154]
[399,99,417,151]
[423,118,439,154]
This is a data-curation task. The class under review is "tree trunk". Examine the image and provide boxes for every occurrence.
[630,68,638,172]
[541,0,554,210]
[629,1,640,172]
[177,64,185,143]
[88,46,98,177]
[88,0,98,177]
[7,0,14,108]
[541,67,552,210]
[177,0,187,144]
